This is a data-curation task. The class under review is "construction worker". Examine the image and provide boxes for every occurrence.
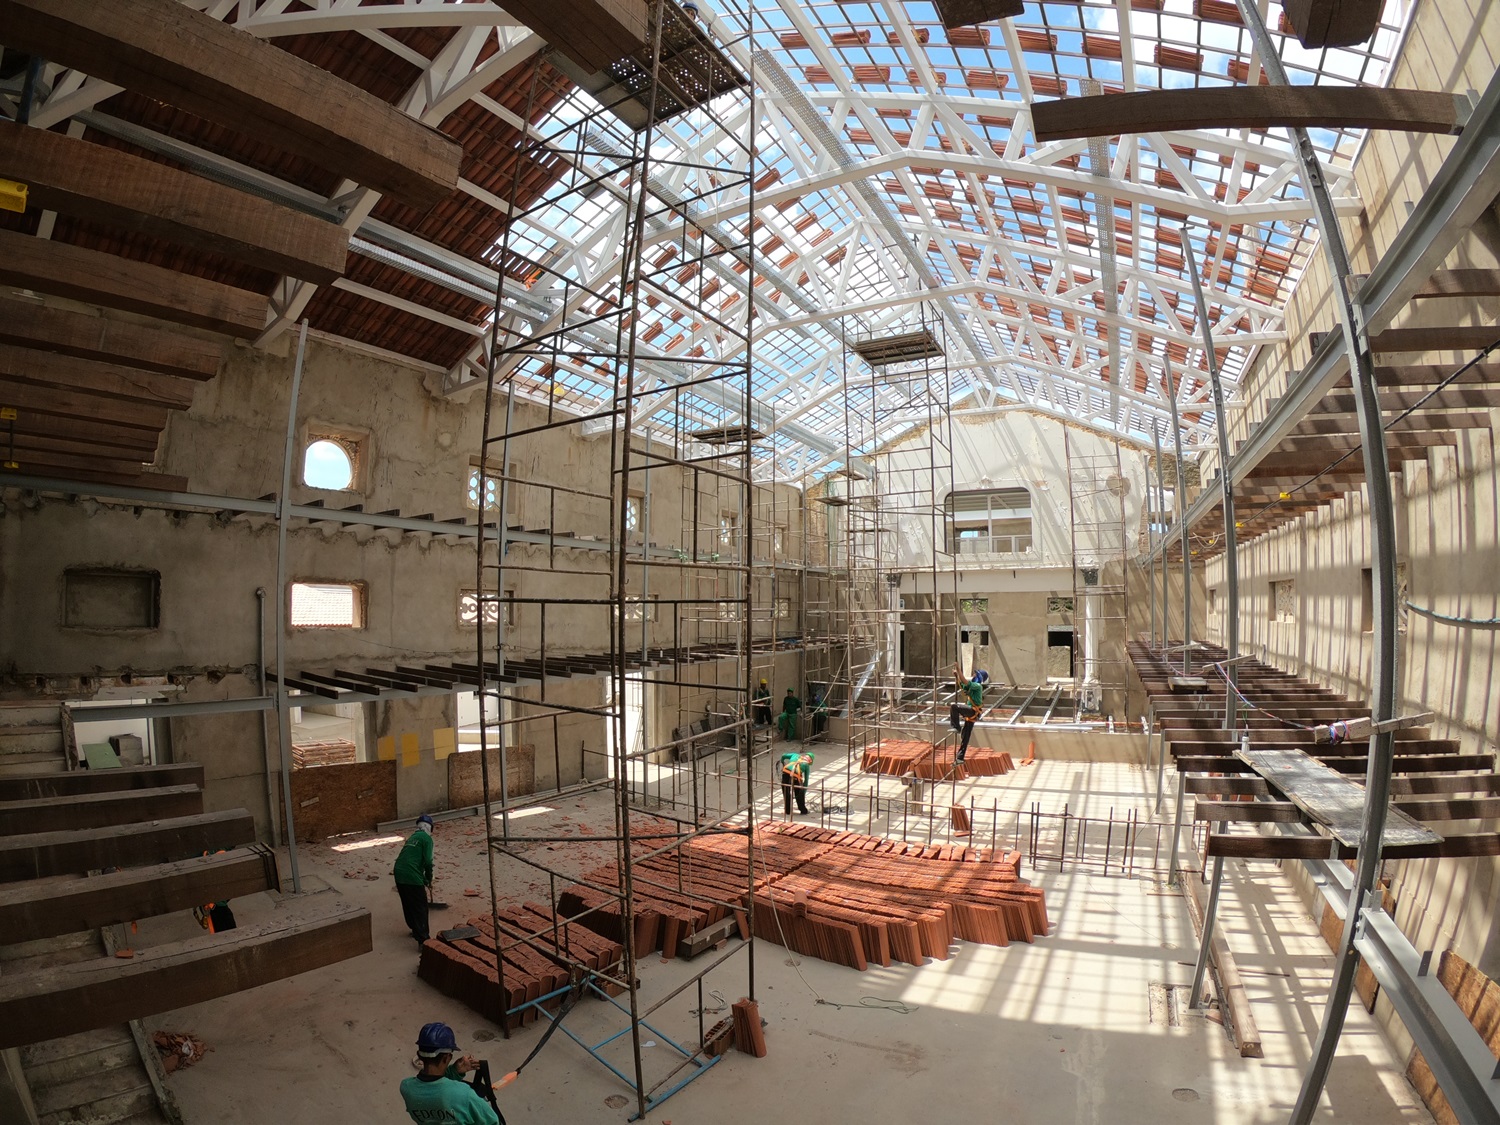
[393,813,435,945]
[809,689,829,738]
[400,1022,500,1125]
[777,687,802,740]
[779,750,813,815]
[752,679,772,725]
[950,664,988,764]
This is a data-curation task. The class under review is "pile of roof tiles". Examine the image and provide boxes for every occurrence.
[559,821,1048,973]
[860,738,1015,780]
[416,902,626,1029]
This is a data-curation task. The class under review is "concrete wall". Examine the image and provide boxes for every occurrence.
[1196,0,1500,1066]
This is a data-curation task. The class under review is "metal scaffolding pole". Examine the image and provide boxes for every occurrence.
[1234,4,1403,1120]
[1162,361,1192,675]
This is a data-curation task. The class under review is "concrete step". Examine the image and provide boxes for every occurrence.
[0,728,66,755]
[0,703,63,727]
[0,754,70,777]
[32,1062,155,1125]
[21,1027,137,1087]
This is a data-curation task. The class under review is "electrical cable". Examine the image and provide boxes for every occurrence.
[1404,600,1500,629]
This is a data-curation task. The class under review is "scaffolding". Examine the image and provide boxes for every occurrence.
[470,3,761,1117]
[1065,438,1131,717]
[813,310,960,818]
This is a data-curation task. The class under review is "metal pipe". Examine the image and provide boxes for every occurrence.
[255,587,281,845]
[1179,232,1238,732]
[273,322,308,894]
[1154,427,1170,651]
[1163,361,1193,675]
[1145,454,1157,646]
[1231,6,1403,1118]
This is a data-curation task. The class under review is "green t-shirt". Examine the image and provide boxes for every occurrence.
[961,680,983,708]
[779,752,813,783]
[781,694,802,714]
[399,1071,498,1125]
[392,827,434,887]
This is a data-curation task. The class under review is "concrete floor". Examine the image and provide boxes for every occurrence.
[141,746,1431,1124]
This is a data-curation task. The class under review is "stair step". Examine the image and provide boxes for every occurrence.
[33,1062,153,1122]
[0,930,103,967]
[0,730,66,754]
[21,1027,134,1070]
[0,759,69,776]
[23,1030,139,1089]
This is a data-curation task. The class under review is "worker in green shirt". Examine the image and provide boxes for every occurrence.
[400,1022,502,1125]
[779,750,813,815]
[950,663,989,764]
[393,813,435,945]
[752,678,772,726]
[777,687,802,740]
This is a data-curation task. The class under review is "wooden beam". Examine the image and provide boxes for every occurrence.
[0,464,189,492]
[0,345,196,409]
[0,763,203,802]
[0,297,222,380]
[0,124,348,284]
[1371,325,1500,354]
[0,785,203,837]
[482,0,645,72]
[1283,0,1385,50]
[1411,269,1500,298]
[1293,411,1491,436]
[0,846,273,943]
[1195,800,1302,823]
[0,376,169,430]
[0,809,255,882]
[1271,431,1456,456]
[1208,830,1500,861]
[0,411,162,454]
[0,447,158,480]
[0,897,371,1049]
[1031,86,1464,143]
[1319,386,1500,414]
[0,229,266,337]
[0,0,459,209]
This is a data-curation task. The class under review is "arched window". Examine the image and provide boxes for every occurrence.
[303,437,357,490]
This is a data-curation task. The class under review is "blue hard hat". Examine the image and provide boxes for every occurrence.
[973,670,989,683]
[416,814,434,828]
[417,1022,459,1057]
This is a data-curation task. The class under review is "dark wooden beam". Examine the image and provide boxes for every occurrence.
[1208,830,1500,861]
[0,809,255,882]
[0,897,371,1049]
[0,763,203,803]
[0,464,189,492]
[1031,86,1464,143]
[1271,431,1456,456]
[0,345,197,410]
[0,229,266,337]
[0,376,169,431]
[1283,0,1385,49]
[1195,800,1302,823]
[1,411,162,454]
[0,785,203,836]
[0,447,158,480]
[1371,325,1500,354]
[0,846,274,943]
[485,0,645,71]
[0,0,460,209]
[1411,269,1500,298]
[1292,411,1490,436]
[1318,386,1500,414]
[0,297,222,380]
[0,124,348,284]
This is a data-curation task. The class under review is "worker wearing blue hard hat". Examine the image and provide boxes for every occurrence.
[400,1022,500,1125]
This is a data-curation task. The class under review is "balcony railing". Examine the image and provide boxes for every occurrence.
[955,533,1034,557]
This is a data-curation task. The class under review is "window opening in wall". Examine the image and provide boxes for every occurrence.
[960,626,990,647]
[622,595,658,622]
[1047,595,1074,614]
[625,496,643,533]
[719,512,737,547]
[775,598,791,621]
[1047,625,1075,679]
[460,589,511,627]
[1208,588,1219,618]
[948,487,1032,555]
[466,467,499,511]
[773,525,786,553]
[290,581,365,628]
[1271,579,1295,624]
[959,596,990,614]
[303,437,357,491]
[717,601,741,621]
[1361,564,1409,633]
[63,568,160,629]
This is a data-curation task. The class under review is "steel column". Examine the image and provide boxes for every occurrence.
[272,321,308,894]
[1163,361,1192,674]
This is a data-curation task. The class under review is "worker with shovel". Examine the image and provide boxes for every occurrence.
[393,813,437,946]
[401,1021,506,1125]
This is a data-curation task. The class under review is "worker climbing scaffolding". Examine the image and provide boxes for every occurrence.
[950,664,988,765]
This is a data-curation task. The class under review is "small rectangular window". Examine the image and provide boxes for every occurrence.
[775,598,791,620]
[1271,579,1295,624]
[290,581,365,628]
[960,597,989,614]
[303,428,364,492]
[960,627,990,646]
[1046,596,1074,614]
[64,568,159,629]
[459,590,503,627]
[622,595,658,622]
[1362,565,1409,634]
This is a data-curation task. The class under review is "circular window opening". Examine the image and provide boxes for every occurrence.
[304,439,354,490]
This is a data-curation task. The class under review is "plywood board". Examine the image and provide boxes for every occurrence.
[289,760,396,843]
[447,745,536,807]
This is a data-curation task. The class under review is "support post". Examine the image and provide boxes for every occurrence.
[1234,5,1403,1119]
[272,321,306,894]
[1163,362,1193,674]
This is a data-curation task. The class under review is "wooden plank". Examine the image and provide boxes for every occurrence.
[0,809,256,882]
[0,229,266,337]
[0,763,203,802]
[0,447,157,480]
[0,376,168,430]
[1412,269,1500,298]
[0,0,459,209]
[1208,831,1500,861]
[1318,386,1500,414]
[0,785,203,836]
[0,463,188,493]
[0,847,274,943]
[1283,0,1385,49]
[1194,800,1302,823]
[1032,86,1464,143]
[0,123,348,284]
[491,0,646,72]
[0,411,161,454]
[0,297,222,380]
[1371,325,1500,354]
[0,345,196,409]
[0,897,371,1048]
[1235,746,1441,848]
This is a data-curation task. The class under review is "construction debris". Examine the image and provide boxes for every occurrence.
[860,738,1015,779]
[152,1030,209,1073]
